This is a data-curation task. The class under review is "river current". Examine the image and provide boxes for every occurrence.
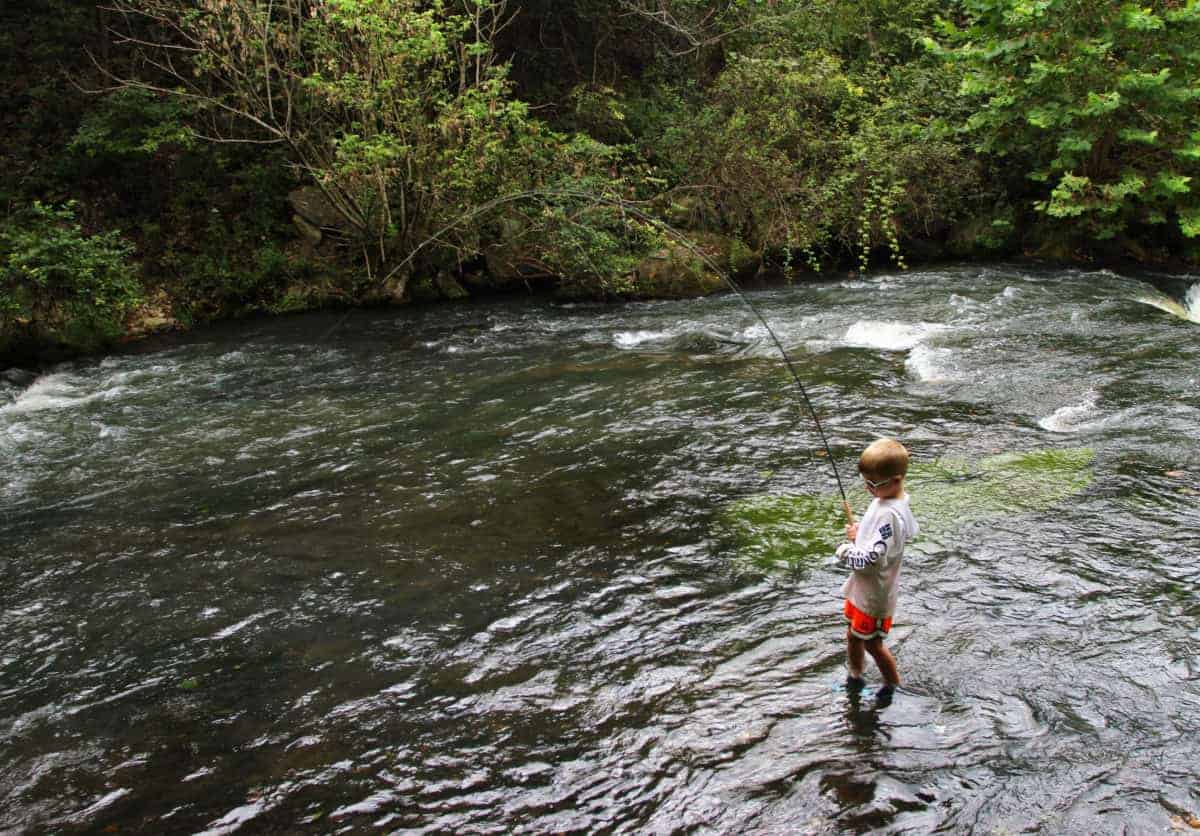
[2,263,1199,833]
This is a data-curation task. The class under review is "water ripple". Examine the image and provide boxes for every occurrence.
[2,268,1200,832]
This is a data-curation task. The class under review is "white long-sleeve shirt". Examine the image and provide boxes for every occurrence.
[836,494,919,619]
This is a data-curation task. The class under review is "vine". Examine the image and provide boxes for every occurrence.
[857,178,908,273]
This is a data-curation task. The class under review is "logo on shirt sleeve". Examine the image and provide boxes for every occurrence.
[878,523,893,541]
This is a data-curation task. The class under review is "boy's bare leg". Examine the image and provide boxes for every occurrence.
[846,629,865,679]
[864,637,900,686]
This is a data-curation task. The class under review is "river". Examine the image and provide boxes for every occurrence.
[2,263,1199,833]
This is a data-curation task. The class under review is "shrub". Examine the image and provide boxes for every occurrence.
[932,0,1200,253]
[0,201,141,352]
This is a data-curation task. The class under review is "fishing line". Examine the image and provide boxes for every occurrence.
[326,188,855,522]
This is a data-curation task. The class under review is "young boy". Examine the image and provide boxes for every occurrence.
[835,438,919,693]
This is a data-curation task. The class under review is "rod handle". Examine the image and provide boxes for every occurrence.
[843,500,856,527]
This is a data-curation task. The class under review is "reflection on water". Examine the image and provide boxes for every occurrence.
[2,264,1200,833]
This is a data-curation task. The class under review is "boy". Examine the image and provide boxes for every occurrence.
[835,438,919,693]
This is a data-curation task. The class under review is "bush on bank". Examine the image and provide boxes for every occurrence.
[1,0,1198,362]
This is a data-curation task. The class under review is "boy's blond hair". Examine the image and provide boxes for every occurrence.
[858,438,909,479]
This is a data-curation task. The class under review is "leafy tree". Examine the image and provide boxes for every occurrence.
[931,0,1200,251]
[99,0,551,289]
[647,43,979,269]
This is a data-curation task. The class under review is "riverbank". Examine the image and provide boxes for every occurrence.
[4,0,1197,367]
[7,246,1199,371]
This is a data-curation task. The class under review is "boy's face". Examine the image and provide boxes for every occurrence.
[862,472,904,499]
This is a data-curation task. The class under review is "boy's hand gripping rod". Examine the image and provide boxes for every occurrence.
[333,188,856,526]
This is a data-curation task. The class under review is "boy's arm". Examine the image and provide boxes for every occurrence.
[835,513,898,571]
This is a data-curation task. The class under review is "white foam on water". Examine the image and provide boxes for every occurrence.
[1186,282,1200,321]
[1038,390,1101,433]
[0,365,142,416]
[4,421,48,445]
[843,320,947,352]
[331,791,400,820]
[1132,281,1200,324]
[905,344,959,383]
[993,286,1021,303]
[205,609,280,641]
[63,788,132,825]
[742,323,770,341]
[97,424,126,441]
[613,329,672,348]
[0,373,98,415]
[196,799,270,836]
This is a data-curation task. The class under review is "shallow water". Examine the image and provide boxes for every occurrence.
[3,263,1200,833]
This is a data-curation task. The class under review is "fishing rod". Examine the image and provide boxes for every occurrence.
[336,188,856,524]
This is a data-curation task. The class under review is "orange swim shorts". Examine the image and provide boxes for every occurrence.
[844,600,892,639]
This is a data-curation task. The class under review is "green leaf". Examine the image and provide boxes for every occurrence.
[1102,174,1146,202]
[1175,134,1200,160]
[1057,135,1094,153]
[1118,69,1173,93]
[1117,128,1158,144]
[959,73,994,96]
[1044,173,1094,217]
[1079,91,1123,116]
[1166,4,1200,24]
[1120,5,1165,30]
[1154,172,1192,195]
[1027,107,1061,128]
[1180,208,1200,237]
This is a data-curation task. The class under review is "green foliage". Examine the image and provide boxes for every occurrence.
[648,46,979,269]
[934,0,1200,248]
[70,90,197,160]
[6,0,1200,360]
[0,202,142,351]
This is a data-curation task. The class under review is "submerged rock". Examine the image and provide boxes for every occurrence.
[1,367,36,391]
[717,493,844,573]
[718,448,1096,572]
[908,448,1095,529]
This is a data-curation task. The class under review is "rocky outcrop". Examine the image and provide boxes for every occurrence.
[362,273,408,306]
[407,270,471,303]
[288,187,356,244]
[292,213,324,245]
[434,271,469,300]
[630,232,759,298]
[124,289,179,339]
[483,243,554,289]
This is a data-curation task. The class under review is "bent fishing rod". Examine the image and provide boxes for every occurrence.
[336,188,856,524]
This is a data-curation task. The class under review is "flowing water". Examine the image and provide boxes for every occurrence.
[2,264,1199,834]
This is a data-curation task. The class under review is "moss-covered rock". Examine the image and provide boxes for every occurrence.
[718,448,1095,573]
[908,447,1095,530]
[717,493,845,573]
[629,232,757,299]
